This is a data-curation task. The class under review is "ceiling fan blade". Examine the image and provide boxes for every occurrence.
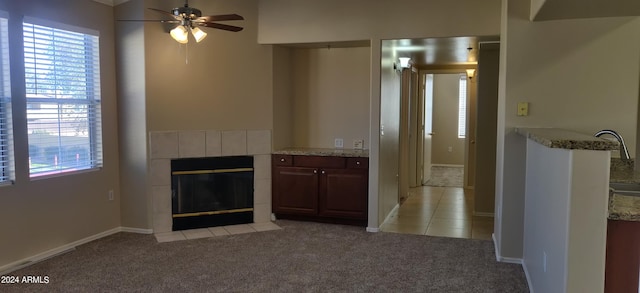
[198,22,244,32]
[196,14,244,22]
[148,8,180,20]
[117,19,180,23]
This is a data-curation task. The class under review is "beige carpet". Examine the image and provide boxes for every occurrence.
[424,166,464,187]
[3,220,528,292]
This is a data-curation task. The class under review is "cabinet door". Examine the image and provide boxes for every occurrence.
[272,167,318,215]
[318,168,368,220]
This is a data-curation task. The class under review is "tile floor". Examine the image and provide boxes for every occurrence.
[154,222,282,243]
[380,186,494,240]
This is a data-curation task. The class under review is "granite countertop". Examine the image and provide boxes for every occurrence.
[608,192,640,221]
[608,158,640,221]
[515,128,619,150]
[273,147,369,158]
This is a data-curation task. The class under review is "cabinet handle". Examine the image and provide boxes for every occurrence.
[321,170,326,174]
[313,170,317,174]
[280,158,285,162]
[356,161,361,165]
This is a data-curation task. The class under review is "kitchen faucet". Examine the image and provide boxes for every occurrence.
[594,129,631,161]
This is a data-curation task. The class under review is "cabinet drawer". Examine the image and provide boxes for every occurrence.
[294,155,345,168]
[273,155,293,166]
[347,157,368,169]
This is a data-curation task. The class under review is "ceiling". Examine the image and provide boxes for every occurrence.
[532,0,640,21]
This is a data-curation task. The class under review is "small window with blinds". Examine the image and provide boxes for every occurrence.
[458,74,467,138]
[0,13,13,184]
[23,18,102,178]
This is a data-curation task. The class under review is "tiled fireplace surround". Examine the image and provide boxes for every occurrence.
[149,130,272,233]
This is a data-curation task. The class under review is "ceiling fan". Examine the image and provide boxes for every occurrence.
[125,0,244,44]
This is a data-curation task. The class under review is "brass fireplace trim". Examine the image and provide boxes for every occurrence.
[172,168,254,175]
[172,208,254,218]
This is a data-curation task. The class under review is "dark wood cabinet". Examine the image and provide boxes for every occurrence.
[272,154,368,226]
[605,219,640,293]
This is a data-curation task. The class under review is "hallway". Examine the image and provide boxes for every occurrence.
[380,186,493,240]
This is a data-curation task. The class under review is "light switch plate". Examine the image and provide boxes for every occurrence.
[353,139,364,149]
[517,102,529,116]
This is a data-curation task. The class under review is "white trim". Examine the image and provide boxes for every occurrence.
[92,0,133,7]
[523,260,534,293]
[0,226,151,274]
[492,233,523,264]
[381,203,400,225]
[91,0,114,6]
[366,227,379,233]
[473,211,495,217]
[431,164,464,168]
[92,0,131,6]
[492,233,531,290]
[23,16,100,37]
[121,227,153,234]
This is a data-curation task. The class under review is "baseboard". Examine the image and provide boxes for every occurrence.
[473,212,495,217]
[366,227,379,233]
[0,226,152,275]
[522,259,534,293]
[431,164,464,168]
[492,233,523,264]
[492,234,531,291]
[381,203,400,226]
[121,227,153,234]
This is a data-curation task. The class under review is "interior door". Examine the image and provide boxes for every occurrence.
[422,73,434,184]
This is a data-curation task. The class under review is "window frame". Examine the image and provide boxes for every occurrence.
[22,17,103,179]
[457,74,467,138]
[0,11,13,185]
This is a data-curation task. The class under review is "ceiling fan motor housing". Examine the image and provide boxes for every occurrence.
[172,6,202,20]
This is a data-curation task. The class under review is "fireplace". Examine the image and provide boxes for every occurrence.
[149,129,272,234]
[171,156,254,230]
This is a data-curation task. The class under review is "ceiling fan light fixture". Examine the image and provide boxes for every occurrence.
[170,25,189,44]
[191,26,207,43]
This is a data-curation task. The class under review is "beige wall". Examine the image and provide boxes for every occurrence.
[495,0,640,259]
[272,45,293,150]
[431,74,466,165]
[258,0,502,228]
[144,0,273,132]
[115,0,274,231]
[378,42,401,225]
[0,0,120,268]
[258,0,501,44]
[115,0,149,231]
[290,46,370,149]
[474,43,500,215]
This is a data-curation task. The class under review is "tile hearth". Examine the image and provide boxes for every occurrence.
[155,222,282,243]
[149,129,272,234]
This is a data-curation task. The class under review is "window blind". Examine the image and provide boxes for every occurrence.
[0,13,13,183]
[458,74,467,138]
[23,20,103,177]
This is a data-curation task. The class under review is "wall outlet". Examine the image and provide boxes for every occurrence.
[448,146,453,152]
[353,139,364,149]
[334,138,344,148]
[108,190,114,201]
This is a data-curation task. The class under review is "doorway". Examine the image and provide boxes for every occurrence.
[420,72,468,188]
[378,37,499,238]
